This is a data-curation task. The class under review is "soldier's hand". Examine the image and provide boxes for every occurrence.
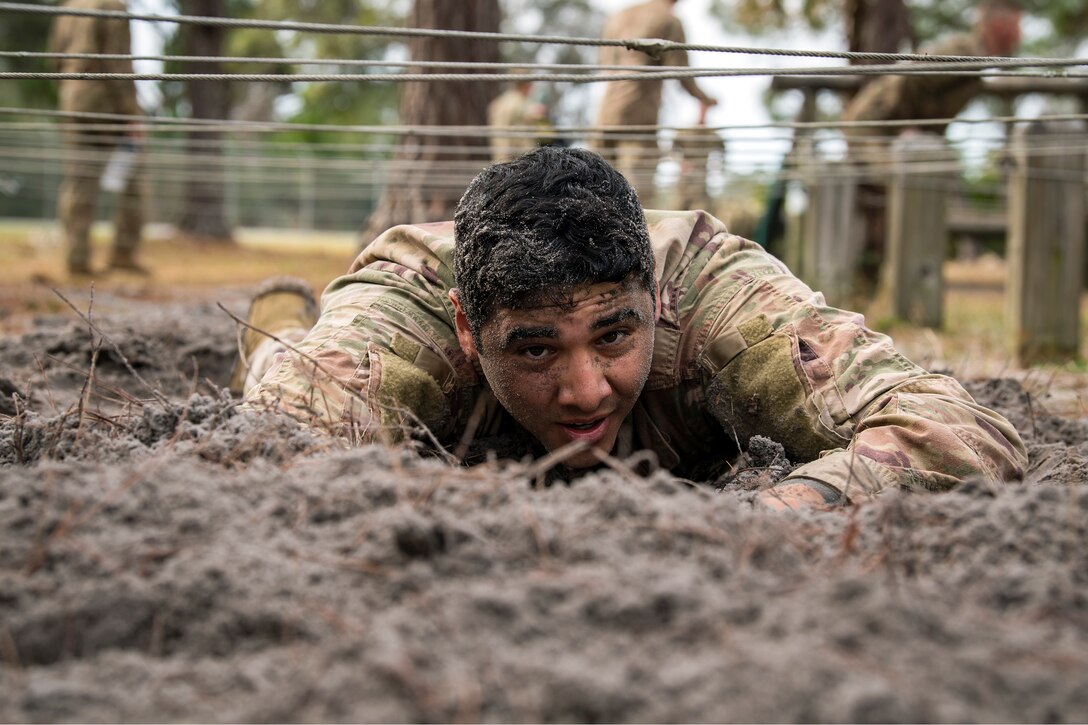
[758,478,843,511]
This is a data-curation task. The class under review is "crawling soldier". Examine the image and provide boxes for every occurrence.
[234,147,1025,509]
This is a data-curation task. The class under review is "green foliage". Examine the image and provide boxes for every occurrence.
[152,0,406,145]
[247,0,405,144]
[498,0,603,126]
[709,0,834,36]
[0,0,59,113]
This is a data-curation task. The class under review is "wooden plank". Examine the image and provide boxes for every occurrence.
[947,204,1006,236]
[881,134,954,327]
[781,90,818,277]
[1006,121,1086,365]
[802,161,861,306]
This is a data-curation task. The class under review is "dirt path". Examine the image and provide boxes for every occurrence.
[1,297,1087,723]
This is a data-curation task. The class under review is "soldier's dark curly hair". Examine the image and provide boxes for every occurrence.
[453,146,655,342]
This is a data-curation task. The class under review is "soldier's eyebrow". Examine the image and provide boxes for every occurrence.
[591,308,643,330]
[503,325,557,349]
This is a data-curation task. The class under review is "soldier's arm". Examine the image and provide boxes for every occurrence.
[661,18,715,107]
[695,239,1026,504]
[99,4,142,118]
[245,228,462,445]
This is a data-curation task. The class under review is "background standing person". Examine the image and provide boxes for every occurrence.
[487,73,546,163]
[50,0,147,276]
[594,0,717,205]
[840,0,1022,282]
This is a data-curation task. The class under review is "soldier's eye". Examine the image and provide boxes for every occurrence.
[521,345,550,360]
[599,330,628,345]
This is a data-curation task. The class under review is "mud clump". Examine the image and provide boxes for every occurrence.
[1,301,1087,722]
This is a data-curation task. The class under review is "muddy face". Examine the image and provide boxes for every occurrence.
[451,279,657,468]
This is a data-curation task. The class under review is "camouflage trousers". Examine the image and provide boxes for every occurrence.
[58,124,144,270]
[240,328,310,398]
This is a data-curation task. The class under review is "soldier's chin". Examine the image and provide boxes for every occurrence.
[562,447,604,470]
[548,446,600,468]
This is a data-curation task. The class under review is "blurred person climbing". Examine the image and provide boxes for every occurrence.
[841,0,1022,282]
[593,0,717,205]
[843,0,1021,155]
[50,0,147,277]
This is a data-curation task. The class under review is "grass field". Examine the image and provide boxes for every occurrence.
[0,220,353,332]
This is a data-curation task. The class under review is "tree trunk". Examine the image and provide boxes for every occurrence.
[178,0,233,241]
[361,0,501,244]
[846,0,914,94]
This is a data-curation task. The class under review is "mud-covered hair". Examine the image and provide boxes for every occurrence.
[453,146,655,341]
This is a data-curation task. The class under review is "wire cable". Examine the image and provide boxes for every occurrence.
[3,106,1086,136]
[1,1,1081,68]
[8,66,1088,83]
[8,50,1088,77]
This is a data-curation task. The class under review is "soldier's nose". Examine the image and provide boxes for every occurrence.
[556,352,611,412]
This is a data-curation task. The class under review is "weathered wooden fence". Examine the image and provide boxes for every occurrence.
[883,134,955,329]
[772,76,1088,365]
[1006,121,1086,364]
[793,123,1086,365]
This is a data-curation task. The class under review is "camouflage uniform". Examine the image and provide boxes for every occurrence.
[49,0,144,272]
[487,86,538,163]
[246,210,1026,499]
[594,0,715,203]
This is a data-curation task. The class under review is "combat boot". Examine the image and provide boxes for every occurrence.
[228,276,319,395]
[67,260,96,278]
[107,249,151,276]
[67,242,95,278]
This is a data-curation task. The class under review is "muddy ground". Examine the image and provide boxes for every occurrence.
[1,290,1087,723]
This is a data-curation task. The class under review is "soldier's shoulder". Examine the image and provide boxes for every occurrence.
[645,209,738,272]
[919,32,983,58]
[349,221,457,276]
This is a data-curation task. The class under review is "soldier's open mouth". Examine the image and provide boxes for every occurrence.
[558,417,609,443]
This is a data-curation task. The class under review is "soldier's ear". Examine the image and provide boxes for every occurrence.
[449,289,479,361]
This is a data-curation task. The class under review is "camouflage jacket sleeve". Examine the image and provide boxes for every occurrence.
[687,224,1026,500]
[245,222,470,444]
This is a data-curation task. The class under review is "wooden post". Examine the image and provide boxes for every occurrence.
[801,161,861,307]
[1006,121,1086,365]
[782,90,818,276]
[881,133,953,327]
